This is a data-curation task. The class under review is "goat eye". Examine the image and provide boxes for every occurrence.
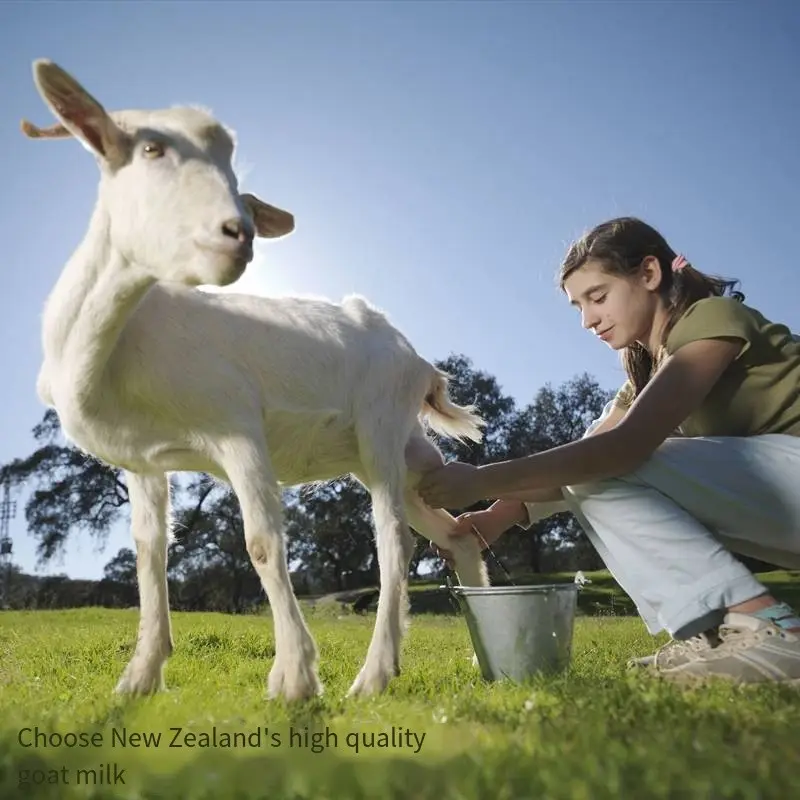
[142,142,165,159]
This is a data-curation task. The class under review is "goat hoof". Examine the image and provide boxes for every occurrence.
[267,657,322,702]
[346,663,398,698]
[471,652,480,669]
[114,658,165,696]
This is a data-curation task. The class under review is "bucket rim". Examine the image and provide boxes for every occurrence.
[442,583,580,596]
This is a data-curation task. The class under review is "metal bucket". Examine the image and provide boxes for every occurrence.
[447,583,579,682]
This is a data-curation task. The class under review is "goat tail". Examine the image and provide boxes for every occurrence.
[421,368,484,444]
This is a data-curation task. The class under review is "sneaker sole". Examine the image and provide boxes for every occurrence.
[626,657,655,669]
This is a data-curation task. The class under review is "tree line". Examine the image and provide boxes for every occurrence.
[0,354,615,612]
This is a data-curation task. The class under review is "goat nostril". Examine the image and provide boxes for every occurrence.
[221,218,253,243]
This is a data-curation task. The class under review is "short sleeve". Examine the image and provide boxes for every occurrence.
[666,297,755,360]
[612,380,635,410]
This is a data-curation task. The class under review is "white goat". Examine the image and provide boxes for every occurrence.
[23,59,489,701]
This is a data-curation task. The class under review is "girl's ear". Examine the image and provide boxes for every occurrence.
[640,255,665,291]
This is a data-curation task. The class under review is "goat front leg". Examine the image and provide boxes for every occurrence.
[115,471,173,696]
[220,439,321,702]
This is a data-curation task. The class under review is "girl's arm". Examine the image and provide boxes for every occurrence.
[473,338,741,498]
[494,402,624,504]
[477,399,630,520]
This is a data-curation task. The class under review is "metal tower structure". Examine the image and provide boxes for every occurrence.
[0,477,16,609]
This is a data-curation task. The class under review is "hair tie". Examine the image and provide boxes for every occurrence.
[671,254,688,272]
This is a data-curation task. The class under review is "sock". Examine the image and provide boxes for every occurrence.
[751,602,800,632]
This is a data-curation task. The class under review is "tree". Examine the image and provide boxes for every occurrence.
[0,564,38,609]
[166,475,263,612]
[431,354,518,465]
[95,548,141,608]
[102,547,138,585]
[1,410,128,563]
[284,479,377,593]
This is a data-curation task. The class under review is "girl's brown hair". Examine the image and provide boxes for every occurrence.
[558,217,744,399]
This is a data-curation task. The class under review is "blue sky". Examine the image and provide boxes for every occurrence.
[1,1,798,581]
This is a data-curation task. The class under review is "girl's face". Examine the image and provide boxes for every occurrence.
[563,258,664,351]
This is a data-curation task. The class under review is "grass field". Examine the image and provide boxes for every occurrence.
[2,571,799,799]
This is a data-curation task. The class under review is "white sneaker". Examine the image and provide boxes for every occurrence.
[627,627,722,670]
[655,613,800,686]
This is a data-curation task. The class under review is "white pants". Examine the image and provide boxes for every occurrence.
[525,403,800,639]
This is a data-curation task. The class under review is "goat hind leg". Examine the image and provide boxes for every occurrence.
[347,457,416,698]
[404,431,488,588]
[222,441,321,702]
[404,432,488,671]
[115,471,173,696]
[404,495,488,588]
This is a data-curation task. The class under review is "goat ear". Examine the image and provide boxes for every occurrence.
[25,59,128,165]
[240,193,295,239]
[20,120,72,139]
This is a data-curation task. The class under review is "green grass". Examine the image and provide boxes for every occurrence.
[2,573,800,799]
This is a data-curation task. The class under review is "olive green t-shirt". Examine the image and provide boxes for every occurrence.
[611,296,800,437]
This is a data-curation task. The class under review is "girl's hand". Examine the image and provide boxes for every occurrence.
[417,461,484,509]
[431,508,514,567]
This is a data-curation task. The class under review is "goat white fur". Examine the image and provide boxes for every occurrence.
[24,59,489,701]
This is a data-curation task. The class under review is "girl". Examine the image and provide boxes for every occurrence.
[418,216,800,685]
